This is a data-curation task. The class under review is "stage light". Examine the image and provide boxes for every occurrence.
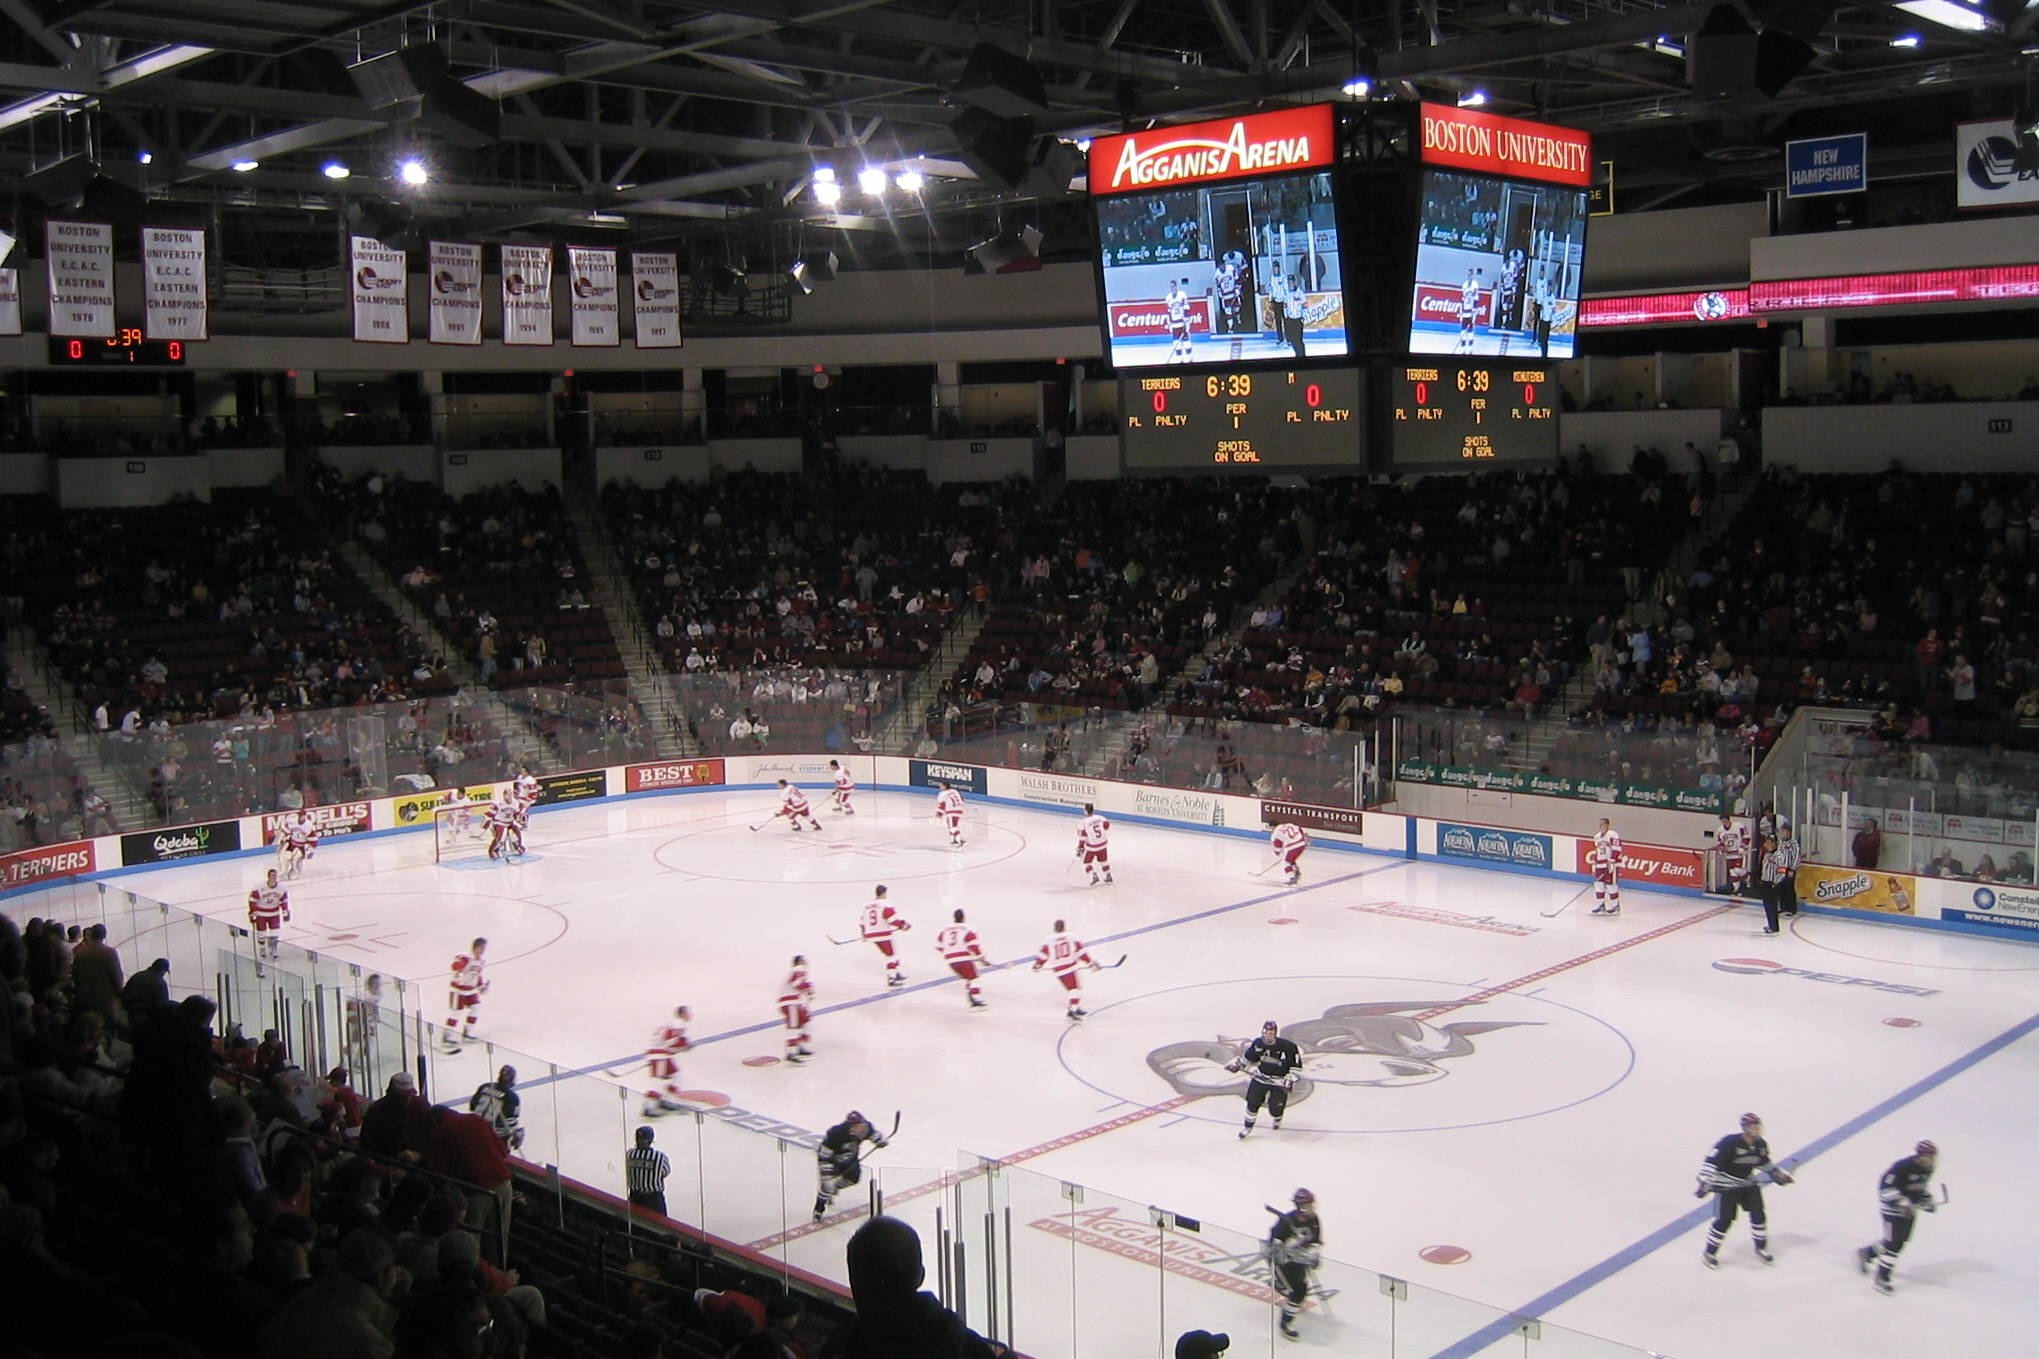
[323,161,351,179]
[398,157,428,186]
[137,150,153,165]
[1457,90,1487,107]
[813,178,841,206]
[1343,78,1371,97]
[858,166,887,195]
[232,159,259,172]
[1889,33,1921,45]
[895,169,925,193]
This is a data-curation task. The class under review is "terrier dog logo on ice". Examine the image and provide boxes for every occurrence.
[1147,1001,1536,1099]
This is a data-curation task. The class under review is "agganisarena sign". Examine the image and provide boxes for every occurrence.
[1088,105,1335,195]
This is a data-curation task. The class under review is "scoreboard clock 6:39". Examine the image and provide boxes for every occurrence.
[1120,367,1362,469]
[1388,362,1557,465]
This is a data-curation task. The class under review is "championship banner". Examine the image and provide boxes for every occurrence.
[631,251,683,349]
[350,235,410,343]
[1796,864,1919,915]
[501,244,554,345]
[568,246,620,346]
[141,227,208,341]
[0,268,19,336]
[45,220,116,337]
[428,241,483,345]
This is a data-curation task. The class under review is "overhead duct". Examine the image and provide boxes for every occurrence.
[25,153,100,209]
[1018,139,1082,200]
[1688,2,1823,99]
[348,199,416,251]
[348,46,450,108]
[418,79,502,148]
[963,225,1043,274]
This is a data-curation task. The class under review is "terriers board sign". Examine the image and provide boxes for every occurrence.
[1088,105,1334,195]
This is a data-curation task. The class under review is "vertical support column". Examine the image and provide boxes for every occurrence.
[420,370,446,449]
[934,360,961,437]
[681,367,705,443]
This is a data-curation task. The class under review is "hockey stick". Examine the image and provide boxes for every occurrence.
[1248,858,1280,878]
[857,1110,904,1163]
[1541,884,1591,918]
[1097,954,1129,969]
[824,933,860,947]
[601,1058,645,1078]
[1938,1182,1950,1206]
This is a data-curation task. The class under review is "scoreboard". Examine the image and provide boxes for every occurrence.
[1387,362,1558,464]
[1120,367,1362,469]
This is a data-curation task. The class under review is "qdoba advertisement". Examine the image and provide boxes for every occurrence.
[122,820,241,866]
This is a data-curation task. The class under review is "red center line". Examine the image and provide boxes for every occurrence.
[746,903,1739,1253]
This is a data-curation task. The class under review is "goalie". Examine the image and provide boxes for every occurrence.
[811,1110,890,1222]
[1696,1111,1793,1269]
[1229,1019,1303,1140]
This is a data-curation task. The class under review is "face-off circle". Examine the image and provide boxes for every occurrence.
[1060,975,1635,1134]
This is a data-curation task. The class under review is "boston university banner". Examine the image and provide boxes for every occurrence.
[631,251,683,348]
[428,241,483,345]
[142,227,208,341]
[350,235,410,343]
[45,220,116,337]
[501,244,554,345]
[0,268,19,336]
[568,245,620,346]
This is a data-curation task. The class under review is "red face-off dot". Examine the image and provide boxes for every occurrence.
[669,1090,732,1108]
[742,1055,781,1067]
[1420,1244,1472,1265]
[1268,917,1299,925]
[1882,1017,1922,1028]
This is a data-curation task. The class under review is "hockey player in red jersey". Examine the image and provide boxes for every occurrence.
[643,1005,691,1116]
[933,781,966,847]
[442,937,489,1050]
[1270,822,1309,885]
[276,809,320,879]
[1033,919,1099,1021]
[775,779,823,831]
[247,868,291,975]
[859,884,912,988]
[828,759,857,815]
[935,908,989,1010]
[1590,817,1624,916]
[1075,801,1114,885]
[779,955,814,1063]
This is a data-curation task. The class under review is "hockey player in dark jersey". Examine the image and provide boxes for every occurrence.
[1857,1139,1937,1294]
[811,1109,889,1221]
[1228,1019,1303,1139]
[1265,1188,1323,1340]
[1696,1111,1793,1268]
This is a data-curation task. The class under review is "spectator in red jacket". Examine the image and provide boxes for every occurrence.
[427,1104,513,1268]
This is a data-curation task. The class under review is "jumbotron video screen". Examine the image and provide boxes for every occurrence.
[1407,167,1587,359]
[1088,105,1348,369]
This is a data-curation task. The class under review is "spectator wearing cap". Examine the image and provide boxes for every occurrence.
[1176,1331,1230,1359]
[360,1072,433,1162]
[255,1226,407,1359]
[319,1066,366,1140]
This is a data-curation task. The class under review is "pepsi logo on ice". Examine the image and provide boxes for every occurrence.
[1710,958,1939,996]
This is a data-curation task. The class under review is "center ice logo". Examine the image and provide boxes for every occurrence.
[1146,1001,1537,1103]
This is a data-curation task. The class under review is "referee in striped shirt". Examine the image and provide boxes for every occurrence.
[627,1125,671,1215]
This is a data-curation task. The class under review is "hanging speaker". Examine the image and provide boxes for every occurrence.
[964,225,1043,274]
[1687,6,1759,99]
[1019,139,1082,200]
[1751,30,1817,98]
[955,43,1049,119]
[951,108,1034,193]
[347,45,448,108]
[418,79,501,148]
[25,153,100,209]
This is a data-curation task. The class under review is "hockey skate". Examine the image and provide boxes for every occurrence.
[886,974,906,988]
[1103,873,1114,884]
[1872,1273,1894,1295]
[1856,1246,1875,1274]
[786,1052,808,1065]
[1279,1317,1300,1340]
[1701,1250,1720,1270]
[1066,1007,1086,1021]
[1754,1246,1774,1264]
[967,997,987,1010]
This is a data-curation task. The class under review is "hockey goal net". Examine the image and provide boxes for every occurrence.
[434,802,492,863]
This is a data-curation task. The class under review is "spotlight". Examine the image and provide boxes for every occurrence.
[813,166,836,182]
[1343,78,1371,97]
[858,166,888,195]
[1457,90,1487,107]
[323,161,351,180]
[232,159,260,172]
[814,179,842,206]
[894,169,925,193]
[137,150,153,165]
[787,252,839,295]
[398,157,428,186]
[1889,33,1921,46]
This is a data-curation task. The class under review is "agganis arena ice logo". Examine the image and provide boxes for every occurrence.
[1711,958,1939,996]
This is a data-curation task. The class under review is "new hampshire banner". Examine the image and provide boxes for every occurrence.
[45,220,115,337]
[502,244,553,345]
[350,235,409,343]
[428,241,483,345]
[568,246,620,346]
[631,251,683,349]
[142,227,207,341]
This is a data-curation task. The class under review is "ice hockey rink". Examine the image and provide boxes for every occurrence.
[36,786,2039,1359]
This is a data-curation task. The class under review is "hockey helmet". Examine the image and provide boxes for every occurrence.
[1915,1139,1937,1156]
[845,1110,868,1127]
[1739,1112,1762,1130]
[1261,1019,1279,1032]
[1292,1188,1315,1206]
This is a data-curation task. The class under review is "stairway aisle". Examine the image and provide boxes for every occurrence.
[2,625,147,829]
[561,494,696,759]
